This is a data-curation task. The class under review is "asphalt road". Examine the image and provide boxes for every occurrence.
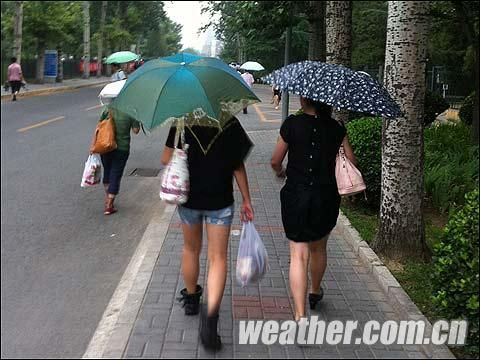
[0,84,294,358]
[1,86,169,358]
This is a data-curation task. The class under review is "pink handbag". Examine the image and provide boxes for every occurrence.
[335,145,366,196]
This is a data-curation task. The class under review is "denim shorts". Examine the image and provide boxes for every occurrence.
[178,205,235,226]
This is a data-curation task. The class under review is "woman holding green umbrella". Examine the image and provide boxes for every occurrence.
[106,51,139,82]
[112,53,259,351]
[110,63,126,82]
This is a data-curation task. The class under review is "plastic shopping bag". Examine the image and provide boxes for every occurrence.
[236,222,268,287]
[81,154,102,187]
[159,126,189,205]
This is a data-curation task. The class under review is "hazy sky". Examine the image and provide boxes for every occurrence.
[164,1,214,52]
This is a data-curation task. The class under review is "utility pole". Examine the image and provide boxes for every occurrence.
[83,1,90,79]
[97,1,107,77]
[281,26,292,121]
[13,1,23,63]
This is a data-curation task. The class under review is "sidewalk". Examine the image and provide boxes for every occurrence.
[116,131,425,359]
[1,76,110,99]
[88,87,454,359]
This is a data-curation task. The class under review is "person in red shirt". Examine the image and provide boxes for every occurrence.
[7,57,23,101]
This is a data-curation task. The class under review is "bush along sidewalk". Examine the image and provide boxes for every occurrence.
[431,189,479,358]
[342,118,479,358]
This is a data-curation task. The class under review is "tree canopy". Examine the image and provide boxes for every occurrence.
[1,1,183,60]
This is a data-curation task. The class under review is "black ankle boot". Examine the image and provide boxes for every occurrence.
[200,306,222,351]
[178,285,203,315]
[309,287,324,310]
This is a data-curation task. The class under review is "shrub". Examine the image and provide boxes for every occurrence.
[345,117,383,207]
[424,90,449,127]
[424,123,479,213]
[431,189,479,357]
[459,93,474,126]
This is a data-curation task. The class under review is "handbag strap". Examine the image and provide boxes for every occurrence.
[338,144,347,162]
[173,121,186,149]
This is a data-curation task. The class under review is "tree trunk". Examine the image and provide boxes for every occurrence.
[96,1,107,77]
[326,1,352,123]
[105,43,112,76]
[473,45,479,144]
[451,1,479,144]
[36,46,45,82]
[13,1,23,64]
[83,1,90,79]
[56,48,63,82]
[237,35,242,64]
[308,1,326,61]
[372,1,429,261]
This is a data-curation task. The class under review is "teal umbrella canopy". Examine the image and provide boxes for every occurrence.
[105,51,139,64]
[110,53,260,130]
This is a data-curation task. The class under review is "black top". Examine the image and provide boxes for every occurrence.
[166,117,253,210]
[280,113,346,187]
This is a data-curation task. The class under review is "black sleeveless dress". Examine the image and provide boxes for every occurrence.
[279,113,346,242]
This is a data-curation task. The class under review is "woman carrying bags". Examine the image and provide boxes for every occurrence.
[160,117,254,351]
[271,97,357,321]
[90,106,140,215]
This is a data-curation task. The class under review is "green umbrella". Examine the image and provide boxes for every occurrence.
[105,51,139,64]
[110,53,260,130]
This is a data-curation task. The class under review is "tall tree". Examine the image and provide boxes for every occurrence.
[12,1,23,63]
[307,1,326,61]
[450,1,479,144]
[326,1,352,123]
[96,1,107,77]
[373,1,430,261]
[83,1,90,79]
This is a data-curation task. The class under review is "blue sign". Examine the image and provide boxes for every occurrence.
[44,50,58,77]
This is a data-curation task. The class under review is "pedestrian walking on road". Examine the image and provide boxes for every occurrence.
[272,84,281,110]
[110,63,126,82]
[8,57,23,101]
[92,108,140,215]
[161,117,254,350]
[241,70,255,114]
[271,97,357,321]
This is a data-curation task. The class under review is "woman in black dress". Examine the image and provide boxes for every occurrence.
[271,97,357,321]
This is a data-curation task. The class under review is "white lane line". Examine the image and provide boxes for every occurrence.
[86,104,103,111]
[17,116,65,132]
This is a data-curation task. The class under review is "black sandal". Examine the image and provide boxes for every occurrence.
[309,287,324,310]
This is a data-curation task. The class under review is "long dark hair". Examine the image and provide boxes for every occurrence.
[304,98,333,118]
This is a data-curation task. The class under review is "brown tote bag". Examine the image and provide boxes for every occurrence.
[90,110,117,154]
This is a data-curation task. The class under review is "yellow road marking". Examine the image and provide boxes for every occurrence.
[253,104,281,123]
[17,116,65,133]
[86,104,103,111]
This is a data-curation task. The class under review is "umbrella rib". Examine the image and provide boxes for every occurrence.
[151,69,178,128]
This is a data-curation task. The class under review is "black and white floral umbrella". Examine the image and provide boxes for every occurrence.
[262,60,401,118]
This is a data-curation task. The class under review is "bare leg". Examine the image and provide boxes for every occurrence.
[309,235,329,294]
[274,95,280,109]
[289,241,310,320]
[205,223,230,316]
[181,223,203,294]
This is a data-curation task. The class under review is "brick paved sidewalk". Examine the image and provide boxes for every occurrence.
[122,129,428,359]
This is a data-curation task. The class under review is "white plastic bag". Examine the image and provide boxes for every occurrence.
[159,126,189,204]
[236,222,268,287]
[81,154,102,187]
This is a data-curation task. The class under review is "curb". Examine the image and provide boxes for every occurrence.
[337,211,456,359]
[83,200,176,359]
[1,80,110,100]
